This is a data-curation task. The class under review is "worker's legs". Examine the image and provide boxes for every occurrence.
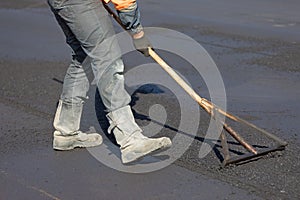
[48,0,171,162]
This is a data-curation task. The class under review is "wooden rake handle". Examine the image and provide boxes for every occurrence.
[149,48,287,147]
[149,48,235,120]
[149,48,258,154]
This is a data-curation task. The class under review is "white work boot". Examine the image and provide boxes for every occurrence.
[106,106,172,164]
[53,100,102,150]
[53,130,102,150]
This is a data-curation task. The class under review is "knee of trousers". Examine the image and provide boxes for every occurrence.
[95,59,131,111]
[60,63,90,104]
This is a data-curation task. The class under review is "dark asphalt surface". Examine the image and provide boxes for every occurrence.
[0,0,299,199]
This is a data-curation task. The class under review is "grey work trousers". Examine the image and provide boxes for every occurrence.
[48,0,132,135]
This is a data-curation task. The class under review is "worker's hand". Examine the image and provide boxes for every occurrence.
[132,31,152,57]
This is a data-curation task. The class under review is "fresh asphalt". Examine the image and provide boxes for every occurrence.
[0,0,299,199]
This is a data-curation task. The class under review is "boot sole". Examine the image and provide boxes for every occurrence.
[53,135,103,151]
